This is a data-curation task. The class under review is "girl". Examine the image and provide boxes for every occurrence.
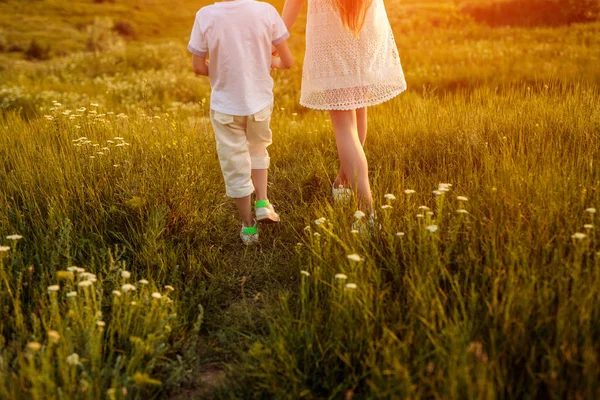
[282,0,406,221]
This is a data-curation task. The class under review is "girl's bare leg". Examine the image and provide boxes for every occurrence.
[330,109,374,213]
[334,107,367,187]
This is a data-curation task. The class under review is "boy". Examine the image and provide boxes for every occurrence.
[188,0,294,245]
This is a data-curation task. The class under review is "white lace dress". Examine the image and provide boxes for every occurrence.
[301,0,406,110]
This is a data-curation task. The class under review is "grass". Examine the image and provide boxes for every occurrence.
[1,0,600,398]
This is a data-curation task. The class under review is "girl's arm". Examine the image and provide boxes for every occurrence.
[192,55,209,76]
[282,0,306,30]
[272,40,294,70]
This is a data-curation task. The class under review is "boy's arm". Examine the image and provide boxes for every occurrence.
[192,55,209,76]
[273,40,294,70]
[188,10,209,75]
[282,0,305,30]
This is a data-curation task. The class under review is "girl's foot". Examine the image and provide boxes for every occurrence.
[240,221,259,245]
[352,213,380,237]
[332,183,352,203]
[255,200,280,224]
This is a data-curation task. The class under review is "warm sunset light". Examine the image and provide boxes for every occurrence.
[0,0,599,398]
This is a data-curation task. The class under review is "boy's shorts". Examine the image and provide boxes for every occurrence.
[210,105,273,199]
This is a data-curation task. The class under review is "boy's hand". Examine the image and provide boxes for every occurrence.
[271,56,283,71]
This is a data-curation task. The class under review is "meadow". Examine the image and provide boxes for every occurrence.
[1,0,600,398]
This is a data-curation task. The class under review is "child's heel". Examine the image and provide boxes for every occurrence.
[255,200,280,224]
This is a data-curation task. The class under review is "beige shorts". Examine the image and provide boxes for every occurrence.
[210,105,273,198]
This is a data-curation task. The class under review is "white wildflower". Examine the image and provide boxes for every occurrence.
[78,280,93,288]
[396,232,405,237]
[151,292,162,299]
[27,342,42,351]
[426,225,439,233]
[584,224,593,230]
[432,190,443,196]
[6,234,23,241]
[96,321,106,327]
[572,233,587,240]
[457,196,468,202]
[347,254,363,262]
[314,217,326,226]
[300,270,310,277]
[418,206,430,211]
[66,353,80,365]
[314,232,321,237]
[66,291,77,298]
[138,279,149,285]
[48,330,60,343]
[121,284,136,293]
[112,290,121,297]
[165,285,175,292]
[351,229,359,234]
[404,189,416,195]
[0,246,10,252]
[381,205,393,210]
[457,209,469,214]
[354,210,366,220]
[586,208,597,214]
[121,270,131,279]
[47,285,60,292]
[345,283,357,290]
[80,272,97,282]
[334,273,348,280]
[384,194,396,201]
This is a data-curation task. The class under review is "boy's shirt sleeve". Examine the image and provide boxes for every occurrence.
[188,11,208,57]
[270,7,290,46]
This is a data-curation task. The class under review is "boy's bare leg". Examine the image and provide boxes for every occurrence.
[252,169,268,202]
[233,195,254,227]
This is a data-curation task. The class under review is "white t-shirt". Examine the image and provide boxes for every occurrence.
[188,0,290,116]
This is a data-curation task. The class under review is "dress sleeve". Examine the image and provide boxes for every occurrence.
[188,11,208,57]
[270,7,290,46]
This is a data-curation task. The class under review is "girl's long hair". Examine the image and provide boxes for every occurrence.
[330,0,374,35]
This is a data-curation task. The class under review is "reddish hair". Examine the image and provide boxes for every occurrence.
[330,0,374,35]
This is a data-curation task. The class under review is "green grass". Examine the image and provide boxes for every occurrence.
[1,1,600,398]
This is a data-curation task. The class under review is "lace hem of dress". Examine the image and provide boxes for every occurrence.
[300,83,407,111]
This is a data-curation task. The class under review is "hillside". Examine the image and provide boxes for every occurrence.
[0,0,201,56]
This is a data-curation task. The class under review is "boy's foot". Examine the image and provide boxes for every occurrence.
[332,184,352,203]
[240,222,259,245]
[255,200,280,224]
